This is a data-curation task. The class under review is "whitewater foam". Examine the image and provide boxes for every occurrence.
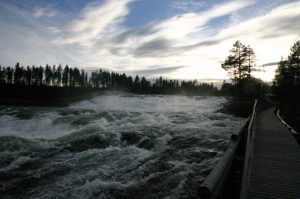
[0,95,244,198]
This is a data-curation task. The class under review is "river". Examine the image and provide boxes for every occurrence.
[0,95,244,199]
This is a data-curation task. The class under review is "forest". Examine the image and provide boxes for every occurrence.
[273,41,300,132]
[0,62,219,106]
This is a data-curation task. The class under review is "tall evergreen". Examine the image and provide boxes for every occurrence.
[57,65,62,86]
[244,45,255,77]
[62,65,69,87]
[0,66,5,84]
[222,41,256,98]
[25,66,32,85]
[222,41,255,84]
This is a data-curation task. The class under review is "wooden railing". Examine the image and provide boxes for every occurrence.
[199,100,258,199]
[240,100,258,198]
[276,109,299,135]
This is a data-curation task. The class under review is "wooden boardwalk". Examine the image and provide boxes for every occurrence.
[244,108,300,198]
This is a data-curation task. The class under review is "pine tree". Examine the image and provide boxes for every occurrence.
[222,41,254,84]
[244,45,256,77]
[57,65,62,86]
[62,65,69,87]
[0,66,5,84]
[45,64,51,86]
[25,66,32,85]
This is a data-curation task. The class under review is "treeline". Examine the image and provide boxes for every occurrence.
[0,63,88,87]
[273,40,300,131]
[0,63,218,95]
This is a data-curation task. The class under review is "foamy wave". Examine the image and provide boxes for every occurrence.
[0,96,245,198]
[0,155,32,172]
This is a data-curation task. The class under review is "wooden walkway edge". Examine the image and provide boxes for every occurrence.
[243,107,300,198]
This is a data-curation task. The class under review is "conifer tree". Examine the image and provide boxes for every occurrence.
[222,41,255,84]
[62,65,69,87]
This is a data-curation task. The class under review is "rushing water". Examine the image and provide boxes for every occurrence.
[0,95,243,199]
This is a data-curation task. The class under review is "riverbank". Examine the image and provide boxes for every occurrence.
[0,84,106,106]
[218,99,255,117]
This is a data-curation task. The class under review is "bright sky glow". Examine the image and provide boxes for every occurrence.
[0,0,300,82]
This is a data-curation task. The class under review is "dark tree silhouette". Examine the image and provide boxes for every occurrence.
[62,65,69,87]
[273,41,300,131]
[273,41,300,116]
[57,65,62,86]
[244,45,255,77]
[222,41,255,84]
[222,41,256,98]
[14,63,22,85]
[0,66,5,84]
[25,66,32,85]
[45,64,51,86]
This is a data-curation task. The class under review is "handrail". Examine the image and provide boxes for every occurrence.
[247,100,258,135]
[198,139,241,198]
[199,99,258,199]
[276,109,299,135]
[240,99,258,198]
[231,117,251,141]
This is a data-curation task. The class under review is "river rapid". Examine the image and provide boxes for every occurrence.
[0,95,244,199]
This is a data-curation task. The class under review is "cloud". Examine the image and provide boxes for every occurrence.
[47,26,61,33]
[172,0,207,12]
[108,23,159,44]
[216,1,300,63]
[59,0,133,45]
[101,1,254,58]
[85,0,257,79]
[33,6,56,18]
[132,38,175,57]
[263,62,280,67]
[121,66,187,78]
[153,1,254,40]
[2,0,300,82]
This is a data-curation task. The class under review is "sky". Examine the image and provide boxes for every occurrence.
[0,0,300,83]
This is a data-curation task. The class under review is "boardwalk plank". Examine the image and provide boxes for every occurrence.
[245,108,300,199]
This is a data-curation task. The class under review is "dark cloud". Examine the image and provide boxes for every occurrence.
[109,23,159,44]
[262,62,279,66]
[109,37,226,58]
[109,47,131,56]
[258,15,300,39]
[180,38,224,51]
[133,38,173,56]
[84,65,187,78]
[121,65,188,77]
[130,37,225,58]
